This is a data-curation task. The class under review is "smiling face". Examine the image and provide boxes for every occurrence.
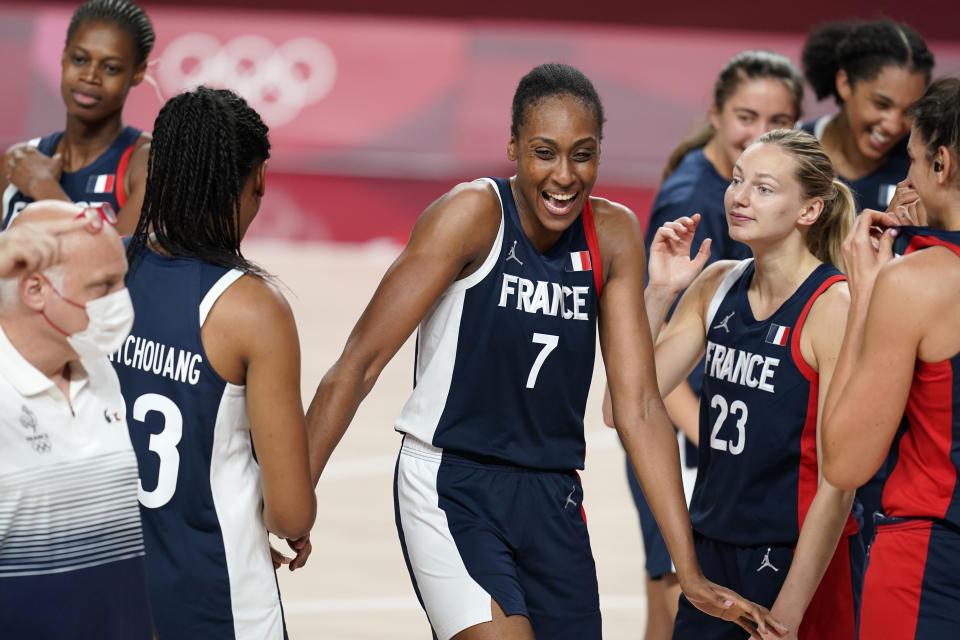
[708,77,799,178]
[838,64,928,162]
[60,20,145,124]
[507,93,600,249]
[724,143,813,249]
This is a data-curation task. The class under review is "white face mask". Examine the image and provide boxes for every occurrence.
[65,288,135,359]
[42,277,135,359]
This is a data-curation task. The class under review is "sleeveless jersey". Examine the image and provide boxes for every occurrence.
[395,177,603,470]
[884,226,960,528]
[2,126,141,230]
[801,117,909,213]
[109,247,286,639]
[690,260,857,545]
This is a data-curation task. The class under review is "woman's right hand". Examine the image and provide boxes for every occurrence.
[647,214,711,296]
[682,574,788,640]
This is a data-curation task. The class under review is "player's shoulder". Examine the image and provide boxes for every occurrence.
[410,178,503,257]
[590,195,641,236]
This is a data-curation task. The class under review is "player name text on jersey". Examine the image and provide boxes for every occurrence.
[110,334,203,385]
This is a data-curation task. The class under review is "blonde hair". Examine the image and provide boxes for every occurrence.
[755,128,856,271]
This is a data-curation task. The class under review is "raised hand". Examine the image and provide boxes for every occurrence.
[885,179,926,226]
[841,208,900,303]
[647,214,712,296]
[0,214,99,279]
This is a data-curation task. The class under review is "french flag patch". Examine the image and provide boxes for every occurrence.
[567,250,592,272]
[764,323,790,346]
[86,174,115,194]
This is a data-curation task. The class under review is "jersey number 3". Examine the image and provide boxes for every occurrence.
[132,393,183,508]
[709,394,747,455]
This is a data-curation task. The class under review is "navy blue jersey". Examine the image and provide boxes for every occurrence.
[110,247,286,639]
[801,117,909,213]
[2,126,141,230]
[645,147,750,399]
[690,260,857,545]
[395,177,602,470]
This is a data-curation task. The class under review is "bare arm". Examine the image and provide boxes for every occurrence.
[304,182,500,484]
[822,210,915,488]
[596,200,784,638]
[767,284,855,638]
[115,138,150,236]
[205,276,317,541]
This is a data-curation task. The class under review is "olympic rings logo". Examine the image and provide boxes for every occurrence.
[157,33,337,127]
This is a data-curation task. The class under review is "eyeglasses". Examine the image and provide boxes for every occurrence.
[75,202,118,226]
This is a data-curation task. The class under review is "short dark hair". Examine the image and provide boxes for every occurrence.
[66,0,155,65]
[128,87,271,276]
[908,76,960,164]
[511,63,606,140]
[802,19,934,105]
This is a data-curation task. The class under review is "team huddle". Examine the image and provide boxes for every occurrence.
[1,1,959,639]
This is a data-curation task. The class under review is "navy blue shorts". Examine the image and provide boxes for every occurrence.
[394,436,601,640]
[860,516,960,640]
[672,531,862,640]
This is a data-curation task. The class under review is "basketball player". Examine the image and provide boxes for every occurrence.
[605,50,804,640]
[111,87,316,638]
[823,77,960,639]
[646,129,861,639]
[304,63,784,640]
[800,20,932,215]
[1,0,154,236]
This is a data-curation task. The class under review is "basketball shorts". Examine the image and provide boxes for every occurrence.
[672,531,862,640]
[860,516,960,640]
[394,435,601,640]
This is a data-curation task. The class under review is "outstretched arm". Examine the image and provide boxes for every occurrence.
[596,201,785,639]
[304,182,500,484]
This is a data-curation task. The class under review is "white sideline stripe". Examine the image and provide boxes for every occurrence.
[282,594,643,614]
[321,432,623,481]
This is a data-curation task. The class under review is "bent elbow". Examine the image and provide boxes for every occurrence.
[264,494,317,540]
[822,457,868,492]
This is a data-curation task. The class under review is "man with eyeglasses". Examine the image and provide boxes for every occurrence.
[0,200,153,639]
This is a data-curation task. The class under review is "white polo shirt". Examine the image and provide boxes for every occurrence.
[0,323,153,638]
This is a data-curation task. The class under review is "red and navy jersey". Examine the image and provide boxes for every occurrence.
[395,177,603,470]
[690,259,857,545]
[1,126,141,230]
[883,226,960,528]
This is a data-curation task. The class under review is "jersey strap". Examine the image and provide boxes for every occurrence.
[114,143,137,209]
[581,198,603,298]
[199,269,244,326]
[705,259,752,330]
[790,274,847,383]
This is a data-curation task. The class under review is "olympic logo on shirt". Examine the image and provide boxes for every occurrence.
[156,33,337,127]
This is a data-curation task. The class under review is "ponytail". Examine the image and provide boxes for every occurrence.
[806,178,855,271]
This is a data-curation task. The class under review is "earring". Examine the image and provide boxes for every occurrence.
[934,161,943,172]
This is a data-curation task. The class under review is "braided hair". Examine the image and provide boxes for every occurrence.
[802,20,934,106]
[67,0,154,65]
[511,63,606,141]
[127,87,271,276]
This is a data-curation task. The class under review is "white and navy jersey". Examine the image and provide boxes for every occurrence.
[110,247,285,639]
[395,177,603,470]
[0,327,152,639]
[2,126,142,230]
[689,260,857,546]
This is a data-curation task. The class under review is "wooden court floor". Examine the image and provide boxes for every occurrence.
[246,241,649,639]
